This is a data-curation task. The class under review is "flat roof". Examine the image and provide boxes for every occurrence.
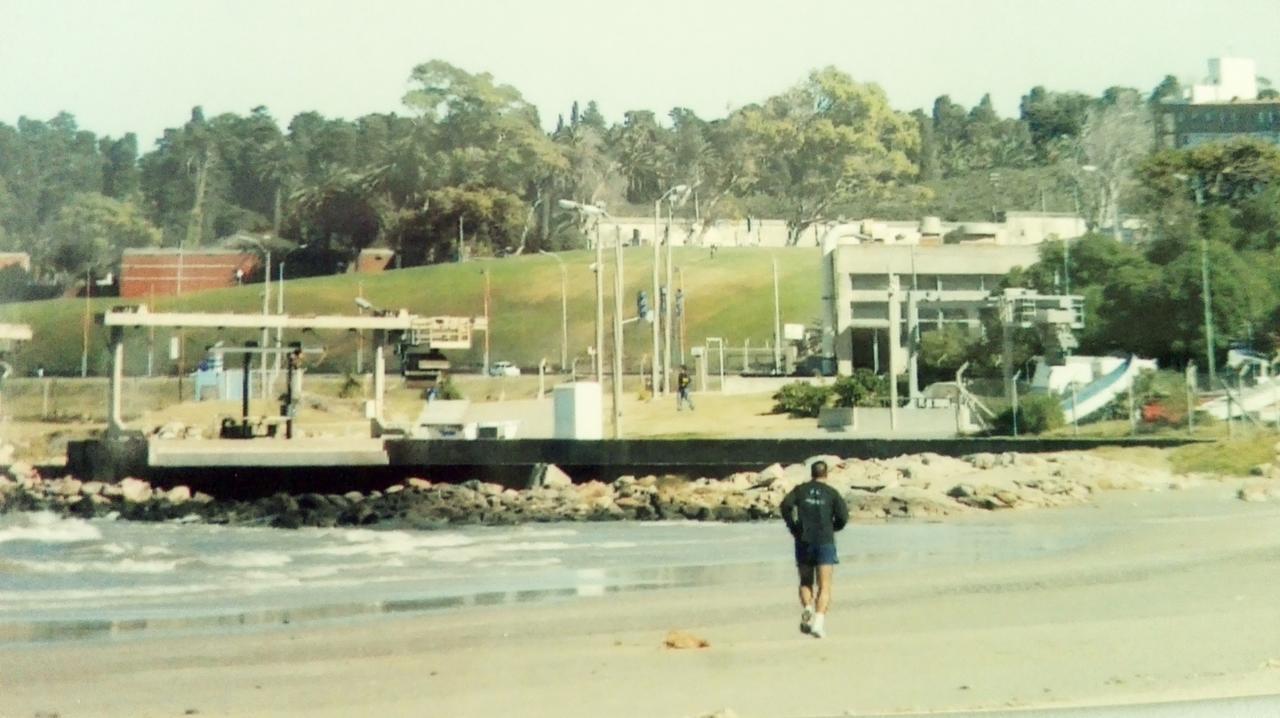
[122,248,255,256]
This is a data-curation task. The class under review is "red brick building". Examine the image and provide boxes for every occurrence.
[120,248,259,298]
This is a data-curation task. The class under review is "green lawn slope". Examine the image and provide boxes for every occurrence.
[0,247,821,376]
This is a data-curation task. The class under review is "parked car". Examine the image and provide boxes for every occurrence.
[488,361,521,377]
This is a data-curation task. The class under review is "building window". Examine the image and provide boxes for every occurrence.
[851,302,887,321]
[914,274,941,291]
[850,275,889,291]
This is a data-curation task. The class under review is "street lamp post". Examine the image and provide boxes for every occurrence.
[539,250,569,372]
[611,226,624,438]
[261,250,271,400]
[1176,173,1217,388]
[558,199,608,382]
[653,185,688,395]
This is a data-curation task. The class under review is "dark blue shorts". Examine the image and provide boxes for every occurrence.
[794,541,839,566]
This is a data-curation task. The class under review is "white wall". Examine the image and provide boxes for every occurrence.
[1191,57,1258,103]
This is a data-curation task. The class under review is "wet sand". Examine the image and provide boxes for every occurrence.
[4,482,1280,717]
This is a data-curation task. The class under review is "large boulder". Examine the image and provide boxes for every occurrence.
[754,463,787,487]
[539,464,574,489]
[118,477,153,504]
[48,477,83,497]
[165,486,192,505]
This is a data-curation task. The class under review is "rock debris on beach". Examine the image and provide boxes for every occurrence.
[0,442,1249,529]
[664,630,711,649]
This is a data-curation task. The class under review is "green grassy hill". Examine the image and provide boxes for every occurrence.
[0,247,822,376]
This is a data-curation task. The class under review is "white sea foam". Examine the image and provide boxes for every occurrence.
[239,571,303,588]
[293,566,342,579]
[504,528,579,539]
[0,582,224,607]
[311,531,473,557]
[12,558,183,574]
[0,512,102,544]
[636,520,731,528]
[205,551,293,569]
[428,547,487,563]
[493,541,573,552]
[482,557,562,568]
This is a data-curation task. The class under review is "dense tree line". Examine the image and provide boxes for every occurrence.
[0,60,1258,301]
[915,136,1280,375]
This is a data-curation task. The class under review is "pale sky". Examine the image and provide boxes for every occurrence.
[3,0,1278,148]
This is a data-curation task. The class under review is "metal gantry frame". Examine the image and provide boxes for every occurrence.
[100,305,424,436]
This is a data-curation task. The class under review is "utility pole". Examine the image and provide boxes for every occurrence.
[457,216,465,263]
[612,226,624,438]
[356,282,365,374]
[652,204,662,395]
[1063,237,1071,296]
[678,268,687,363]
[274,261,285,387]
[595,221,604,383]
[664,211,675,392]
[261,251,271,400]
[1012,369,1021,437]
[147,283,155,377]
[772,257,782,374]
[81,271,91,378]
[1201,235,1217,388]
[483,268,491,374]
[538,251,569,372]
[1185,361,1196,435]
[559,263,567,373]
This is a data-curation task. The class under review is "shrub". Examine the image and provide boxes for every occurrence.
[436,375,463,400]
[771,381,831,418]
[993,393,1065,435]
[831,369,886,408]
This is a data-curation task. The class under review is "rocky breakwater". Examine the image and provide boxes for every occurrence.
[0,442,1203,529]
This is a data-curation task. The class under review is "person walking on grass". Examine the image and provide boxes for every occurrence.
[676,365,695,411]
[780,460,848,638]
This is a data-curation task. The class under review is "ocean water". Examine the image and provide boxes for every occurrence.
[0,511,1090,642]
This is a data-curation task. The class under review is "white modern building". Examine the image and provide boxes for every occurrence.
[1158,57,1280,149]
[1189,57,1259,104]
[820,225,1042,380]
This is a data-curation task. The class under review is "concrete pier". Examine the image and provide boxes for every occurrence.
[67,435,1201,495]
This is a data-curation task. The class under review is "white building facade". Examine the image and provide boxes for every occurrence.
[820,226,1042,379]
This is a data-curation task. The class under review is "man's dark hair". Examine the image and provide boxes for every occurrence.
[810,461,828,479]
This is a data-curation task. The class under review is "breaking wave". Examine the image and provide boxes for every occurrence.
[0,512,102,544]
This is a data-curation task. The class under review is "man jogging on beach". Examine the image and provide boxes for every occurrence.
[780,460,848,638]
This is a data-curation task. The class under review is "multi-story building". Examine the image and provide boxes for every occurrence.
[821,214,1063,393]
[1157,57,1280,149]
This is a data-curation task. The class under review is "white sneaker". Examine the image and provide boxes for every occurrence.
[799,607,814,634]
[810,614,826,639]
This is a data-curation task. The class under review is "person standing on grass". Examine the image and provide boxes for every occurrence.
[780,460,848,638]
[676,366,695,411]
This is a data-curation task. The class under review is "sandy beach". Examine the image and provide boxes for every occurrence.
[3,480,1280,718]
